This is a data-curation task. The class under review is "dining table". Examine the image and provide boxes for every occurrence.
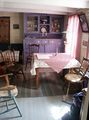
[30,53,81,88]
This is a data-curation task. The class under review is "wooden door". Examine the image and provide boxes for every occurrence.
[0,17,10,44]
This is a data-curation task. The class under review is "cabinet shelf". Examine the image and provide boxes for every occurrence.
[40,16,50,24]
[40,24,49,25]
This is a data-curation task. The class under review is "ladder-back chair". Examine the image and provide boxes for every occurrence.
[0,50,25,81]
[64,57,89,96]
[25,44,40,70]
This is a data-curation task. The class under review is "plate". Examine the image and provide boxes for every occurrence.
[41,26,47,33]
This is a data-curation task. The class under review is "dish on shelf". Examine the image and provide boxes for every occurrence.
[40,26,47,33]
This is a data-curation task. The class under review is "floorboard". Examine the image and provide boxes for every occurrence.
[0,65,82,120]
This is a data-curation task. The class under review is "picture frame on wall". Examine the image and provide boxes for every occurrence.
[78,14,89,32]
[13,24,19,29]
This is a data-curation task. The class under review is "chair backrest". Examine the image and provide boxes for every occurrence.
[0,50,20,63]
[0,51,4,63]
[12,50,20,62]
[29,44,40,56]
[78,57,89,79]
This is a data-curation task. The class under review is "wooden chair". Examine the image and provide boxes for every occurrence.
[0,50,25,81]
[0,73,22,117]
[64,57,89,97]
[0,50,19,68]
[25,44,40,70]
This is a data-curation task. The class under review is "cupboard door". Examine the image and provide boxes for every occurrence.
[27,16,38,33]
[51,16,63,33]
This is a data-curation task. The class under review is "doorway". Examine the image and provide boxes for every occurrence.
[0,17,10,44]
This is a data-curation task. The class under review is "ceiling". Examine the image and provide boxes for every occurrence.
[0,0,89,15]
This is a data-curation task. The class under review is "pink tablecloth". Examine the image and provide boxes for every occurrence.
[33,53,80,73]
[41,53,73,73]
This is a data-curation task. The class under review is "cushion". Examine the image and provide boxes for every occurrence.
[0,85,18,97]
[65,73,82,82]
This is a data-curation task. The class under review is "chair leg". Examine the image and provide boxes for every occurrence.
[81,82,83,90]
[12,96,22,117]
[66,82,70,96]
[63,78,67,91]
[21,70,26,82]
[6,101,9,111]
[25,59,28,70]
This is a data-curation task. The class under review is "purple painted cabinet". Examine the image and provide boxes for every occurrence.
[24,13,64,64]
[24,38,64,63]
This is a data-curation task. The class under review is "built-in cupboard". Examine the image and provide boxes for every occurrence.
[24,13,64,63]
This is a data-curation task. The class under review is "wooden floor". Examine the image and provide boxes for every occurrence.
[0,64,82,120]
[0,96,71,120]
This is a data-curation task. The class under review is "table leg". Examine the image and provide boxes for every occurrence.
[36,68,39,89]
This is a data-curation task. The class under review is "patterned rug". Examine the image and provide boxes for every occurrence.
[16,72,65,97]
[0,69,82,98]
[13,70,81,98]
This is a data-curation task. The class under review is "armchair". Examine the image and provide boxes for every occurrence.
[0,50,25,81]
[64,57,89,96]
[0,73,22,116]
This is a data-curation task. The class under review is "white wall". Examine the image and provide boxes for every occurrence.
[76,9,89,61]
[0,12,23,43]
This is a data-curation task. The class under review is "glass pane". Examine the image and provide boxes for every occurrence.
[27,16,38,32]
[51,17,61,32]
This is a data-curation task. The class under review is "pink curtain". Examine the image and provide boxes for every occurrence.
[87,38,89,58]
[65,15,81,60]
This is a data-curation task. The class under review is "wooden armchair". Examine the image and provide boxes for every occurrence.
[64,57,89,96]
[0,73,22,116]
[0,50,25,81]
